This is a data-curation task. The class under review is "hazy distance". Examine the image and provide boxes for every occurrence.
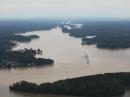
[0,0,130,19]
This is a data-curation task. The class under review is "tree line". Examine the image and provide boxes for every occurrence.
[10,72,130,97]
[0,20,57,68]
[61,20,130,49]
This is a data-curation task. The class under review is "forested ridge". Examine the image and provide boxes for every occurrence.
[9,72,130,97]
[0,20,57,68]
[61,20,130,49]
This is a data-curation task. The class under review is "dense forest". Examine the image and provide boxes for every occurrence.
[0,48,54,68]
[0,20,57,68]
[1,20,130,68]
[10,72,130,97]
[61,20,130,49]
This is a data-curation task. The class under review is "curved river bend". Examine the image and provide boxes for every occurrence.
[0,27,130,97]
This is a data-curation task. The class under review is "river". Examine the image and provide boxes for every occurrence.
[0,27,130,97]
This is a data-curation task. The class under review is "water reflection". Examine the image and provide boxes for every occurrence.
[83,52,90,64]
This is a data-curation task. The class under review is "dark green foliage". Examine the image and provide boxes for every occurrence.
[0,20,56,68]
[34,58,54,65]
[0,48,54,68]
[10,72,130,97]
[29,35,40,39]
[61,20,130,49]
[10,81,38,92]
[12,35,32,42]
[12,35,40,42]
[104,73,130,88]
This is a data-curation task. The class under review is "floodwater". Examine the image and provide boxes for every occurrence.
[0,27,130,97]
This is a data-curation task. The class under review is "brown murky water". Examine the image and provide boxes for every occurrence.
[0,27,130,97]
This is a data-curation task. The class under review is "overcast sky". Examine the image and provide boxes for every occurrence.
[0,0,130,19]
